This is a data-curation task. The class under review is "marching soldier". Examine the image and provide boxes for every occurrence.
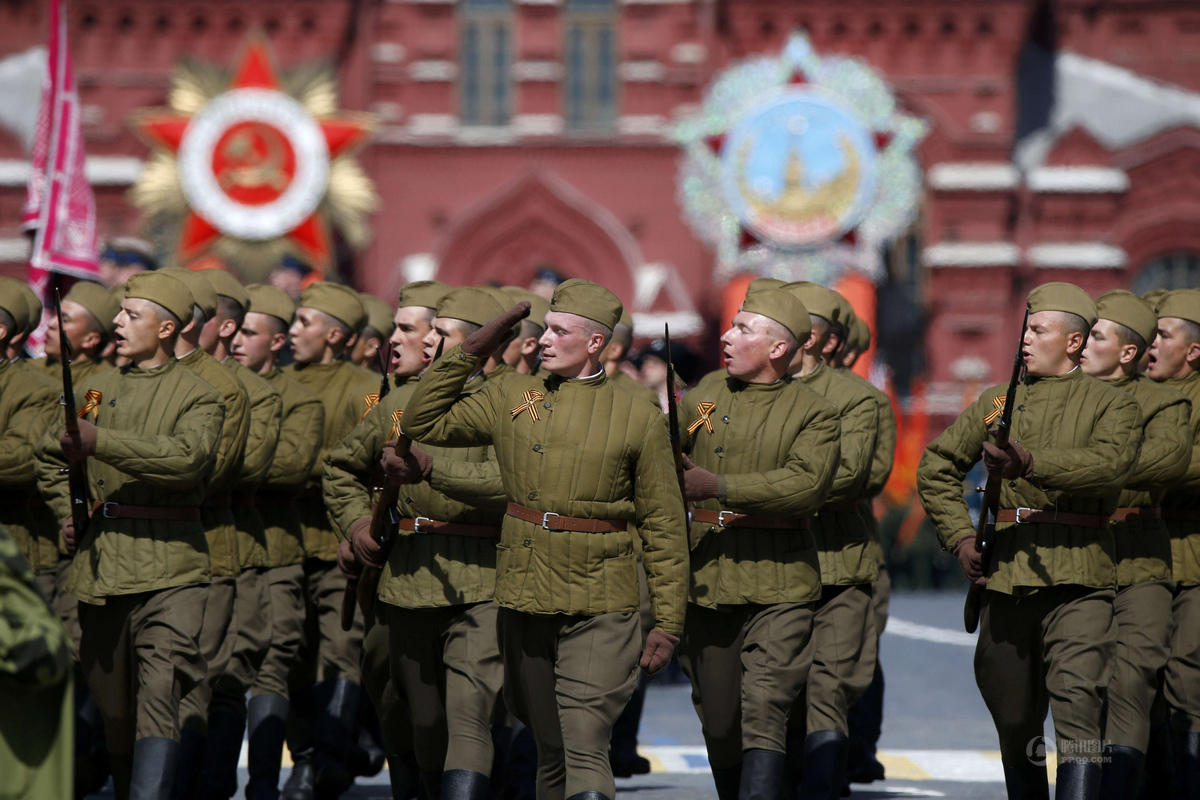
[283,282,379,798]
[37,271,224,798]
[402,279,689,800]
[779,282,880,800]
[326,286,510,800]
[158,267,252,797]
[0,278,61,602]
[353,292,397,371]
[1078,290,1190,797]
[197,268,285,798]
[41,279,120,383]
[918,282,1141,796]
[231,284,327,800]
[675,288,840,800]
[1145,288,1200,794]
[500,286,549,375]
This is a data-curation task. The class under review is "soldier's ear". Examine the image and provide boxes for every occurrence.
[1186,340,1200,366]
[270,332,287,353]
[80,329,102,352]
[158,317,178,340]
[1064,330,1085,356]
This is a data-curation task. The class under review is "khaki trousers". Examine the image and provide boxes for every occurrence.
[790,583,875,737]
[1165,583,1200,732]
[52,557,82,659]
[976,586,1114,767]
[679,602,814,769]
[1106,581,1172,750]
[499,608,641,800]
[361,605,412,755]
[213,567,270,697]
[251,564,306,699]
[384,601,503,774]
[79,584,208,752]
[298,558,362,683]
[179,575,237,732]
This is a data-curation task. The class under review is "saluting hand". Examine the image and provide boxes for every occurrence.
[59,419,98,463]
[639,628,680,675]
[60,517,78,556]
[349,517,387,569]
[381,442,434,486]
[953,534,986,587]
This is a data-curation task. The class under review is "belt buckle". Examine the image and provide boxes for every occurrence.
[1014,507,1032,524]
[717,510,734,527]
[413,515,431,533]
[102,501,119,519]
[542,512,561,530]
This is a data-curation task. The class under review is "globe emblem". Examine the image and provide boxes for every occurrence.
[720,90,877,249]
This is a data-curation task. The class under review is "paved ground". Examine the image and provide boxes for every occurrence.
[90,590,1071,799]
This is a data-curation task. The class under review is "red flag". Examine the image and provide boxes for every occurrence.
[21,0,100,353]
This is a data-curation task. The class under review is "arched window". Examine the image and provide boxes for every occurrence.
[460,0,512,126]
[564,0,616,132]
[1134,251,1200,294]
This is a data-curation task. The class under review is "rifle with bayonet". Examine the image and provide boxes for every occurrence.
[54,288,91,544]
[963,307,1029,633]
[664,325,689,507]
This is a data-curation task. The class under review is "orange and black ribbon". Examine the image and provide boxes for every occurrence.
[386,409,404,441]
[511,390,545,422]
[78,389,102,422]
[360,392,381,423]
[983,396,1005,426]
[687,401,717,435]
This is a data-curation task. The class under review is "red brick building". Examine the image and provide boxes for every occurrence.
[3,0,1200,421]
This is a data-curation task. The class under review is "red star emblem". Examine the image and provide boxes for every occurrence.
[132,35,372,269]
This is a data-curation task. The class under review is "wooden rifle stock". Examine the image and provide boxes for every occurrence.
[663,324,689,510]
[963,308,1028,633]
[54,288,91,541]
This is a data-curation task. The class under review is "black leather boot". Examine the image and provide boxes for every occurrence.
[280,751,314,800]
[312,678,361,799]
[202,703,246,799]
[739,748,786,800]
[441,769,490,800]
[1174,731,1200,800]
[170,727,205,800]
[387,751,420,800]
[1139,722,1173,800]
[711,764,742,800]
[110,750,133,800]
[564,793,610,800]
[846,663,885,784]
[797,730,848,800]
[246,694,290,800]
[1099,745,1144,800]
[129,737,180,800]
[999,743,1050,800]
[1055,759,1100,800]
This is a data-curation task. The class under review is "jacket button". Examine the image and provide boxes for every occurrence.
[1009,481,1017,488]
[544,401,552,409]
[532,444,542,452]
[722,415,730,423]
[714,446,723,454]
[523,538,532,547]
[1018,405,1025,411]
[527,490,538,501]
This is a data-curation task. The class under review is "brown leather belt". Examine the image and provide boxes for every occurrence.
[92,501,201,522]
[1162,509,1200,522]
[506,503,626,533]
[996,508,1107,529]
[692,508,810,530]
[819,499,862,514]
[1109,507,1161,523]
[399,517,500,539]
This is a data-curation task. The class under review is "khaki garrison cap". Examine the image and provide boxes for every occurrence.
[397,280,450,311]
[0,277,30,331]
[199,268,250,310]
[161,267,217,319]
[245,283,296,326]
[501,286,550,330]
[13,282,42,334]
[1027,282,1097,327]
[1141,288,1168,312]
[125,271,195,323]
[359,293,395,336]
[850,315,871,351]
[742,287,812,343]
[781,281,843,326]
[1158,288,1200,327]
[299,282,366,331]
[549,278,622,331]
[746,277,786,298]
[437,287,506,327]
[66,281,121,334]
[1095,290,1157,344]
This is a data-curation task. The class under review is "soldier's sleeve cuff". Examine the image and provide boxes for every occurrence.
[655,619,684,636]
[716,475,728,505]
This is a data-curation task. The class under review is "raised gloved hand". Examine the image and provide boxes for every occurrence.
[61,517,78,556]
[679,454,719,501]
[953,534,986,586]
[60,419,98,463]
[639,628,680,675]
[380,442,433,486]
[982,439,1033,479]
[461,303,531,356]
[349,517,386,569]
[336,538,361,579]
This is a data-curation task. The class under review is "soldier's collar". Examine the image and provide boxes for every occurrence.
[1025,365,1082,385]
